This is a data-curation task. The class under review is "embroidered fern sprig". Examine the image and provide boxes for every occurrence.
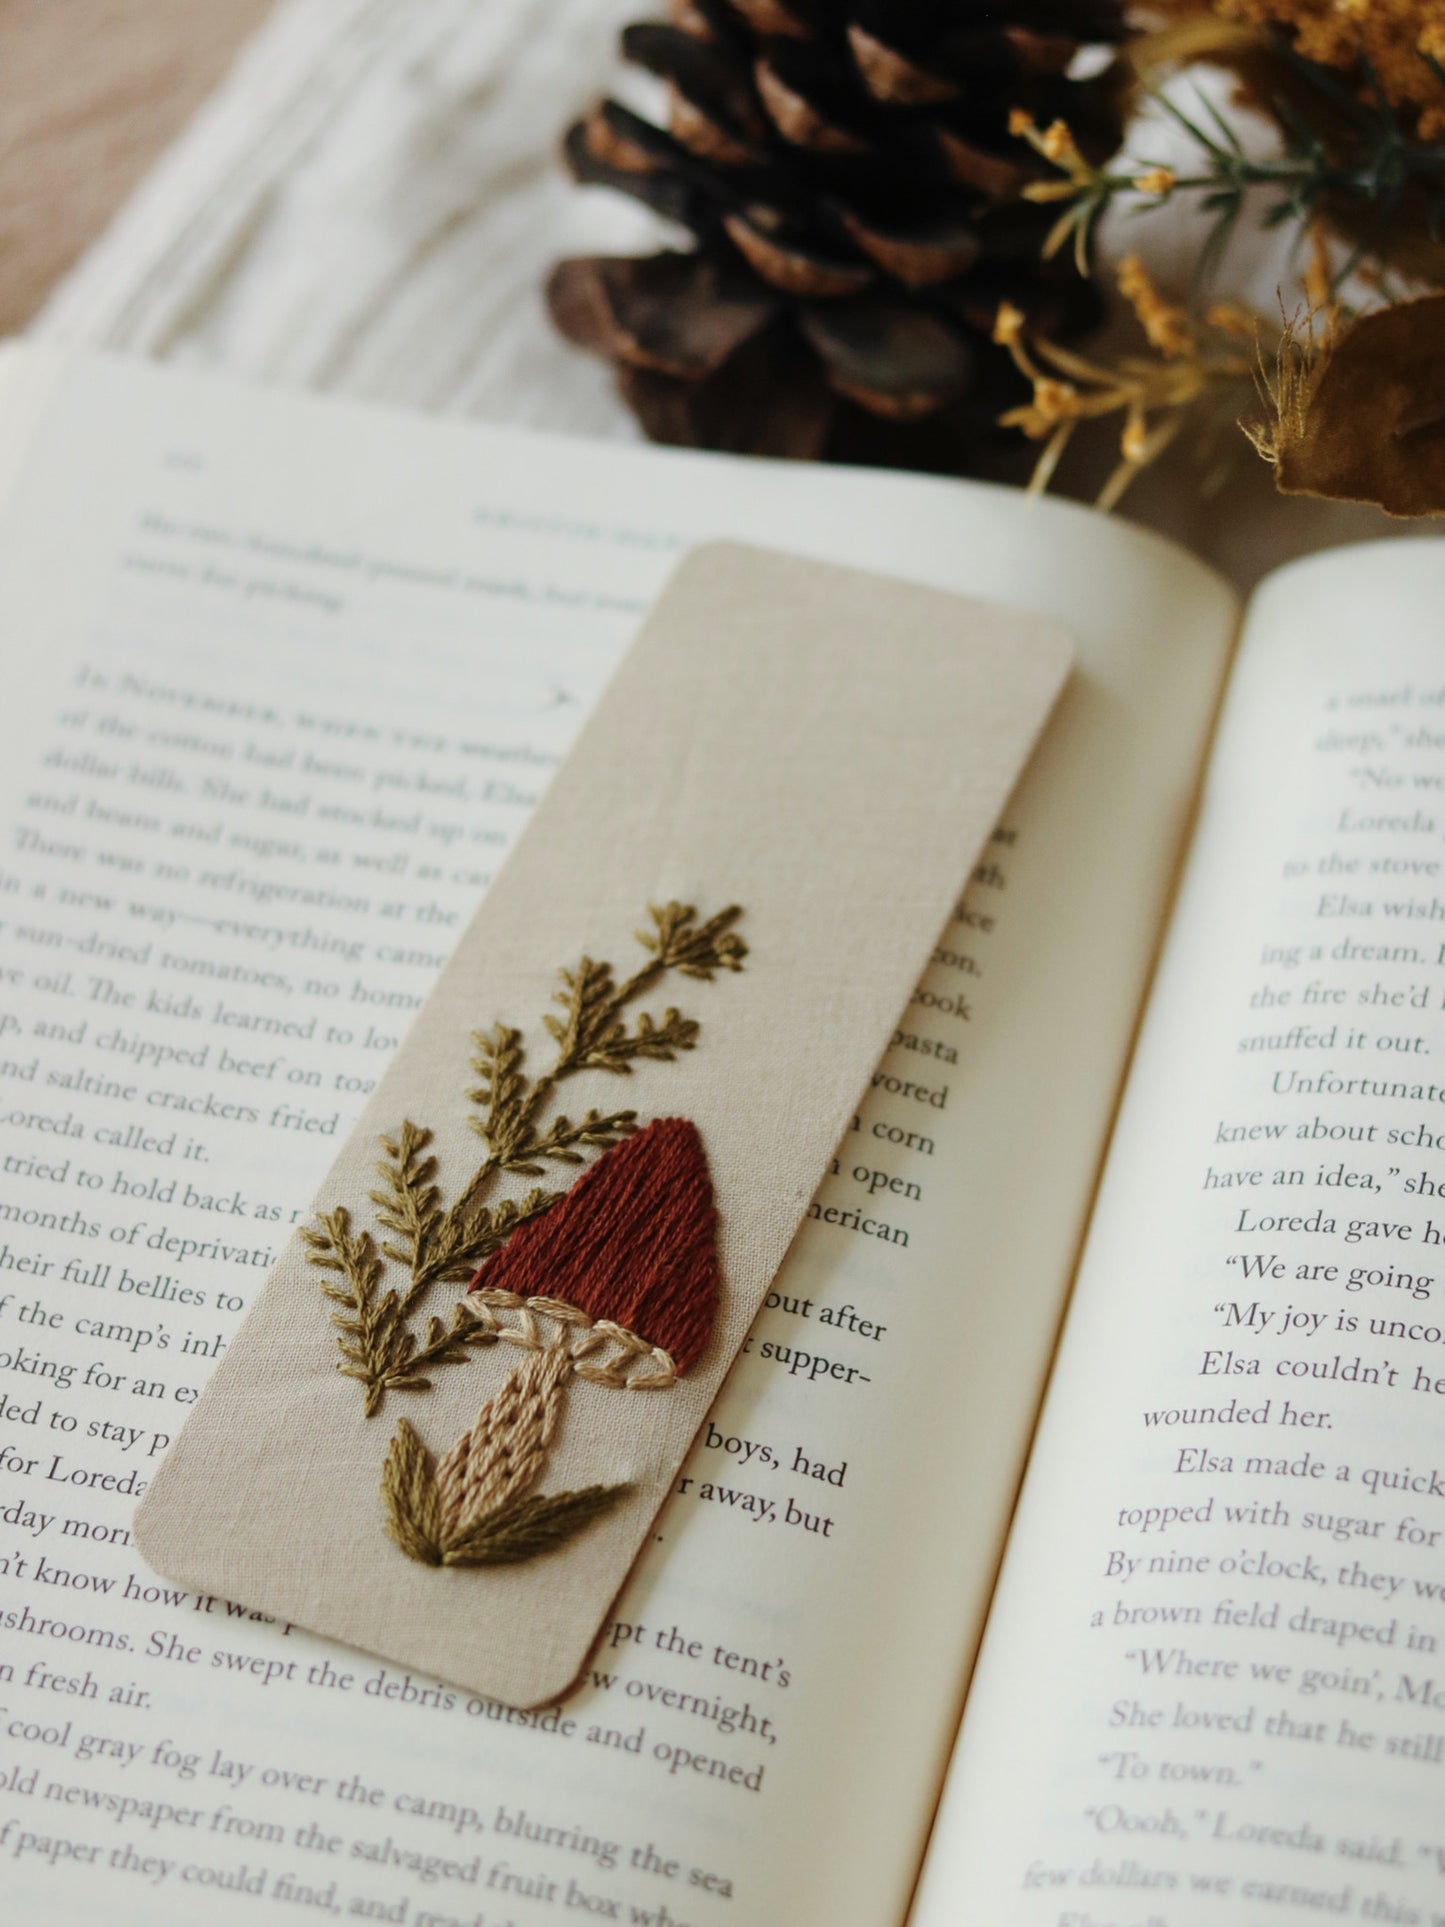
[467,1025,532,1165]
[539,902,744,1079]
[467,1024,637,1169]
[303,1204,501,1417]
[305,901,746,1416]
[371,1122,443,1274]
[393,1301,498,1381]
[640,901,748,980]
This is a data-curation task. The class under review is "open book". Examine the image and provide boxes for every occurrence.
[0,344,1440,1927]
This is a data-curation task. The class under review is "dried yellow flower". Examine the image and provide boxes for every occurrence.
[1215,0,1445,137]
[1002,391,1075,439]
[1133,166,1176,196]
[1040,118,1082,166]
[1120,413,1150,464]
[1117,254,1196,358]
[1205,301,1256,338]
[993,234,1260,511]
[1034,378,1084,423]
[993,302,1026,347]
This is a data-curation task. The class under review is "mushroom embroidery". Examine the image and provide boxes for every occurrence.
[300,902,745,1570]
[381,1117,719,1567]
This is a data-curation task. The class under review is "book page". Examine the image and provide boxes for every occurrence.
[913,539,1445,1925]
[0,349,1234,1926]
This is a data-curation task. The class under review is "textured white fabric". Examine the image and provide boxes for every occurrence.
[34,0,664,436]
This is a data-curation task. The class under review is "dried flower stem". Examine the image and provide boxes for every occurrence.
[994,258,1258,509]
[1013,32,1445,301]
[1240,303,1337,467]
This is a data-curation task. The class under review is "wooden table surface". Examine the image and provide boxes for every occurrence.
[0,0,275,333]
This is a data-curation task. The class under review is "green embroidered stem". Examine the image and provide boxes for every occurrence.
[306,901,747,1415]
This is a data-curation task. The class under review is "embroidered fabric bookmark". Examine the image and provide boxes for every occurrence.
[135,542,1072,1708]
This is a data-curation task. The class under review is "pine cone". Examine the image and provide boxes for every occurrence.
[548,0,1127,472]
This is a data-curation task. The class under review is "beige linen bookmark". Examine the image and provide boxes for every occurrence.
[135,542,1072,1708]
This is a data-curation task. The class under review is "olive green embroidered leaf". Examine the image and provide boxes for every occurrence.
[575,1007,701,1075]
[302,1208,399,1418]
[636,901,747,979]
[439,1482,633,1568]
[546,957,621,1067]
[467,1024,533,1165]
[382,1408,630,1569]
[512,1108,638,1167]
[370,1121,442,1276]
[381,1419,447,1566]
[397,1300,500,1384]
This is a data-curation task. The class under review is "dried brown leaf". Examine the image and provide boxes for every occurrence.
[1253,298,1445,517]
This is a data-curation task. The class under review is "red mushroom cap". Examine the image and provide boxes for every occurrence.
[470,1116,720,1375]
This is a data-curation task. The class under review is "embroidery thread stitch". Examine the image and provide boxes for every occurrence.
[382,1117,722,1569]
[380,1419,629,1568]
[302,902,745,1418]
